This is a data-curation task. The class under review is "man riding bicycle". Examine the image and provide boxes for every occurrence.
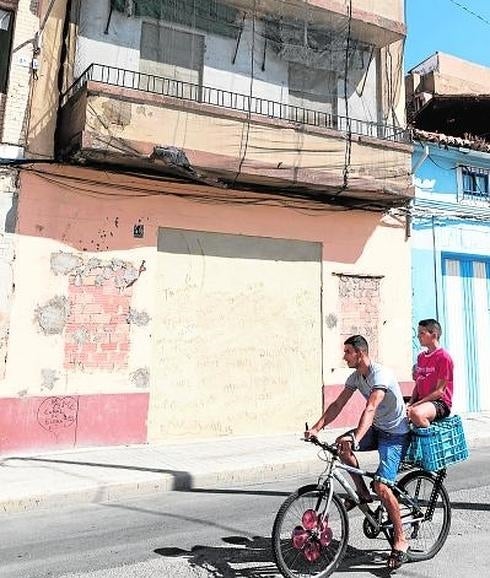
[305,335,410,570]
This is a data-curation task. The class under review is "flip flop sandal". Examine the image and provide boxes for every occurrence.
[387,548,409,570]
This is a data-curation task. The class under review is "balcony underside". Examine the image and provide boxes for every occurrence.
[226,0,406,46]
[59,78,413,208]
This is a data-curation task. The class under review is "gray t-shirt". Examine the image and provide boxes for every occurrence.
[345,362,409,435]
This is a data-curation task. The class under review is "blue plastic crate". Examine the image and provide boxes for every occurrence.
[405,415,469,471]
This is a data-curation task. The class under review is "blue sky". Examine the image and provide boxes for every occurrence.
[405,0,490,71]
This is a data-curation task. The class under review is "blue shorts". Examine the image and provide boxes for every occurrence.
[347,426,410,485]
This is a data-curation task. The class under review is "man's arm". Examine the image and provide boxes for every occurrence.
[409,379,446,406]
[407,363,419,406]
[306,387,354,436]
[353,388,386,444]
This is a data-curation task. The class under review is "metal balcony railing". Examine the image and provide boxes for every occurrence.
[62,63,409,143]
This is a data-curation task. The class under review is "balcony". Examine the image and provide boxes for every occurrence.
[226,0,406,46]
[111,1,406,48]
[58,63,413,206]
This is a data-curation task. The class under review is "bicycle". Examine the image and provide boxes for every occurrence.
[272,434,451,577]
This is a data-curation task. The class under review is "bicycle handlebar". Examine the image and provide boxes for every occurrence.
[303,435,339,457]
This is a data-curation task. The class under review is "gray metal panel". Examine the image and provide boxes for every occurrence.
[157,227,322,262]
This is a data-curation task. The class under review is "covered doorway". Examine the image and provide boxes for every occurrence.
[148,228,323,440]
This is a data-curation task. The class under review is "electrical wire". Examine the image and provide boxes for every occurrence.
[232,2,256,186]
[15,162,407,213]
[447,0,490,26]
[341,0,353,192]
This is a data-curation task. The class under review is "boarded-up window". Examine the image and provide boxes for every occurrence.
[338,274,381,359]
[140,22,204,99]
[288,62,337,117]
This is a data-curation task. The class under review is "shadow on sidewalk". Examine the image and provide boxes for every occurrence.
[2,456,296,498]
[2,456,194,490]
[154,536,392,578]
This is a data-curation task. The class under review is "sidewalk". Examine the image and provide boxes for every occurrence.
[1,412,489,514]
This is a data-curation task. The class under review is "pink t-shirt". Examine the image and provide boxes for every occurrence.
[414,348,454,409]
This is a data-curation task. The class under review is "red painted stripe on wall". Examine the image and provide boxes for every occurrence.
[0,393,149,455]
[322,382,415,429]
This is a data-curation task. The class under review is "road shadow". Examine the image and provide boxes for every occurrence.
[451,501,490,512]
[186,487,291,497]
[338,543,395,577]
[156,536,276,578]
[155,536,393,578]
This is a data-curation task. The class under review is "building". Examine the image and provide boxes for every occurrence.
[407,53,490,414]
[1,0,413,453]
[1,1,43,400]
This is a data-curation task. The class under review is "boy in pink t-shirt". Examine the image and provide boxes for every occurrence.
[407,318,454,427]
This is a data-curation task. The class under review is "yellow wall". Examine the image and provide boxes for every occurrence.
[10,165,412,439]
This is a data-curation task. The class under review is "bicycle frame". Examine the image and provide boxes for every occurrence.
[314,447,428,534]
[272,437,452,578]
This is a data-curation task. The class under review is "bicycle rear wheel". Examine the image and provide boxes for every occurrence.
[272,484,349,578]
[397,470,451,561]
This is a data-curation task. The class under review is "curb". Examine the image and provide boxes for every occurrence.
[0,456,323,514]
[1,425,489,515]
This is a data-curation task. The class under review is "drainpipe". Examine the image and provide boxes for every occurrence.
[431,215,439,320]
[413,144,438,317]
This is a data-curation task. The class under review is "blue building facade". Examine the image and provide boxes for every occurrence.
[411,138,490,413]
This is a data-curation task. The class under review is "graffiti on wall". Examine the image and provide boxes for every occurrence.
[37,396,79,434]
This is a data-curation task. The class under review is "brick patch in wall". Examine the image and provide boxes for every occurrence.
[64,280,132,370]
[338,274,381,358]
[50,254,145,371]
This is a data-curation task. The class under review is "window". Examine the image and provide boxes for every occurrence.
[140,22,204,100]
[460,166,489,202]
[0,8,14,94]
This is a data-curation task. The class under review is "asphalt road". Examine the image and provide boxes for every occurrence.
[1,447,489,578]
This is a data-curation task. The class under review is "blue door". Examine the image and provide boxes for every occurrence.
[442,255,490,413]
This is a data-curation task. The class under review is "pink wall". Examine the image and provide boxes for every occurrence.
[323,381,415,428]
[18,165,381,263]
[0,393,148,454]
[8,165,411,453]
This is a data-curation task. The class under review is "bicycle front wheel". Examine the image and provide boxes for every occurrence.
[397,470,451,561]
[272,484,349,578]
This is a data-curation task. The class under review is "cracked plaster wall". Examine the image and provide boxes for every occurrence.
[3,242,153,399]
[46,252,148,372]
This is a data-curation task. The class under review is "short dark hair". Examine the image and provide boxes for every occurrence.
[344,335,369,353]
[418,318,442,338]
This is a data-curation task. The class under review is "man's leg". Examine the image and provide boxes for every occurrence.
[336,429,373,501]
[338,444,371,500]
[407,402,436,427]
[374,480,407,552]
[375,432,410,568]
